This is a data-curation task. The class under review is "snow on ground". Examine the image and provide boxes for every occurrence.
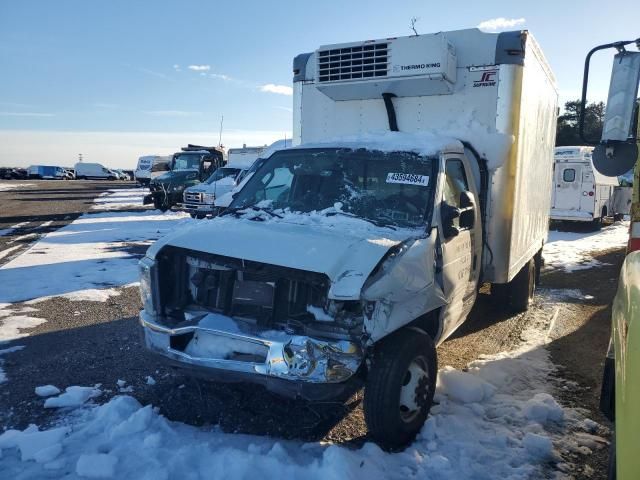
[0,291,605,479]
[0,210,191,303]
[0,183,34,192]
[544,221,629,272]
[0,221,29,237]
[0,303,47,343]
[92,188,149,210]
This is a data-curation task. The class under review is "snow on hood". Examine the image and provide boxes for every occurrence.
[147,212,421,299]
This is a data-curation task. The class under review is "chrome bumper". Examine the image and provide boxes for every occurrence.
[179,203,219,215]
[140,310,363,396]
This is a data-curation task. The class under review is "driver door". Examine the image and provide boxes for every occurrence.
[437,155,482,340]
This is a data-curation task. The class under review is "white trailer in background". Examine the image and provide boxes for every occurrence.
[551,146,627,225]
[134,155,171,186]
[139,28,558,447]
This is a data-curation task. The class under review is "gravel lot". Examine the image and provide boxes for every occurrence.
[0,180,620,478]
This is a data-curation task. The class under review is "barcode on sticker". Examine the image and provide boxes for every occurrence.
[386,173,429,186]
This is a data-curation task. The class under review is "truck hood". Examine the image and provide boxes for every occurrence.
[152,170,198,185]
[147,215,422,300]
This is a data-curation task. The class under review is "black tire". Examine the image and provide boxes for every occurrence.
[600,356,615,422]
[364,328,437,449]
[189,213,197,219]
[608,436,616,480]
[153,198,168,212]
[613,213,624,222]
[508,257,536,312]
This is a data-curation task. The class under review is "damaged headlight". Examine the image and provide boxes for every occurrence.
[326,300,363,329]
[139,256,156,314]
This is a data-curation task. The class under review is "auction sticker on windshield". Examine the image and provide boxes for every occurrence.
[386,173,429,186]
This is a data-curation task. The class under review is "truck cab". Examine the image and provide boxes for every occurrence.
[139,28,557,447]
[180,145,266,218]
[144,145,225,211]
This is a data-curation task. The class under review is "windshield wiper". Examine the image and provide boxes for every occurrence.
[219,205,283,219]
[324,211,397,230]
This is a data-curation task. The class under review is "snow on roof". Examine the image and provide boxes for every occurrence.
[292,119,514,170]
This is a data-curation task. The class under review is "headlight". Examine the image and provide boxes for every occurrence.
[203,193,216,204]
[139,256,156,314]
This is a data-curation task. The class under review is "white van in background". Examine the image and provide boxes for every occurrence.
[74,162,118,180]
[551,146,624,226]
[134,155,171,186]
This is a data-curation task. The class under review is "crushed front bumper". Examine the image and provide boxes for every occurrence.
[139,310,364,399]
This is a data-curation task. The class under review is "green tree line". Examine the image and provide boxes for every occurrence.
[555,100,604,146]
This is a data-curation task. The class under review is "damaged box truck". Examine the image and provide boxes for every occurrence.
[139,28,558,447]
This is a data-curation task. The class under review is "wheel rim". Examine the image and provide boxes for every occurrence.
[399,356,430,423]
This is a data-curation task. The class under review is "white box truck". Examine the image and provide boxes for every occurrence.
[551,146,628,225]
[181,145,266,218]
[138,28,558,446]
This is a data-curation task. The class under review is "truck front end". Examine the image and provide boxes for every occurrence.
[140,145,442,399]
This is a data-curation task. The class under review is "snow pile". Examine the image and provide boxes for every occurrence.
[92,188,149,210]
[35,385,61,397]
[0,210,191,303]
[544,221,629,271]
[44,385,102,408]
[0,183,34,192]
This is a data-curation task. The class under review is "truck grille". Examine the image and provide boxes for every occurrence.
[184,191,203,204]
[318,42,389,83]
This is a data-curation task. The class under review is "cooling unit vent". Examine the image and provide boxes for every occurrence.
[318,43,389,82]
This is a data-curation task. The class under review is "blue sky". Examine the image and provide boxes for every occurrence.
[0,0,638,168]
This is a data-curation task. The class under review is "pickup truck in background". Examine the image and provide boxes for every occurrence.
[144,145,225,211]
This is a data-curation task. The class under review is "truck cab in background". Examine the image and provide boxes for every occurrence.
[144,145,225,211]
[138,28,557,447]
[180,145,266,218]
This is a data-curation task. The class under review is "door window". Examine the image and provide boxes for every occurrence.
[443,159,470,228]
[563,168,576,182]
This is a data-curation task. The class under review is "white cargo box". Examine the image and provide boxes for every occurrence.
[293,28,558,284]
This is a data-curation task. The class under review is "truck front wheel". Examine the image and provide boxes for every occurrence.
[363,328,437,449]
[153,197,168,212]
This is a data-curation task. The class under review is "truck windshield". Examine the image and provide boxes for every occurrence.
[230,148,435,228]
[205,167,241,184]
[172,153,202,171]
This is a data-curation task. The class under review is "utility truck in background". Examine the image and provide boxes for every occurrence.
[27,165,68,180]
[551,146,627,226]
[143,145,226,212]
[181,145,266,218]
[138,28,558,447]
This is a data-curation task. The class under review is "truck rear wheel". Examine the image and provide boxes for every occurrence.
[492,257,536,313]
[363,328,437,449]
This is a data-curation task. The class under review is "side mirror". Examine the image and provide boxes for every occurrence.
[459,191,475,229]
[580,40,640,176]
[441,203,460,239]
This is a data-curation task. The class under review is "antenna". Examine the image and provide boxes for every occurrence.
[218,115,224,147]
[410,17,419,36]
